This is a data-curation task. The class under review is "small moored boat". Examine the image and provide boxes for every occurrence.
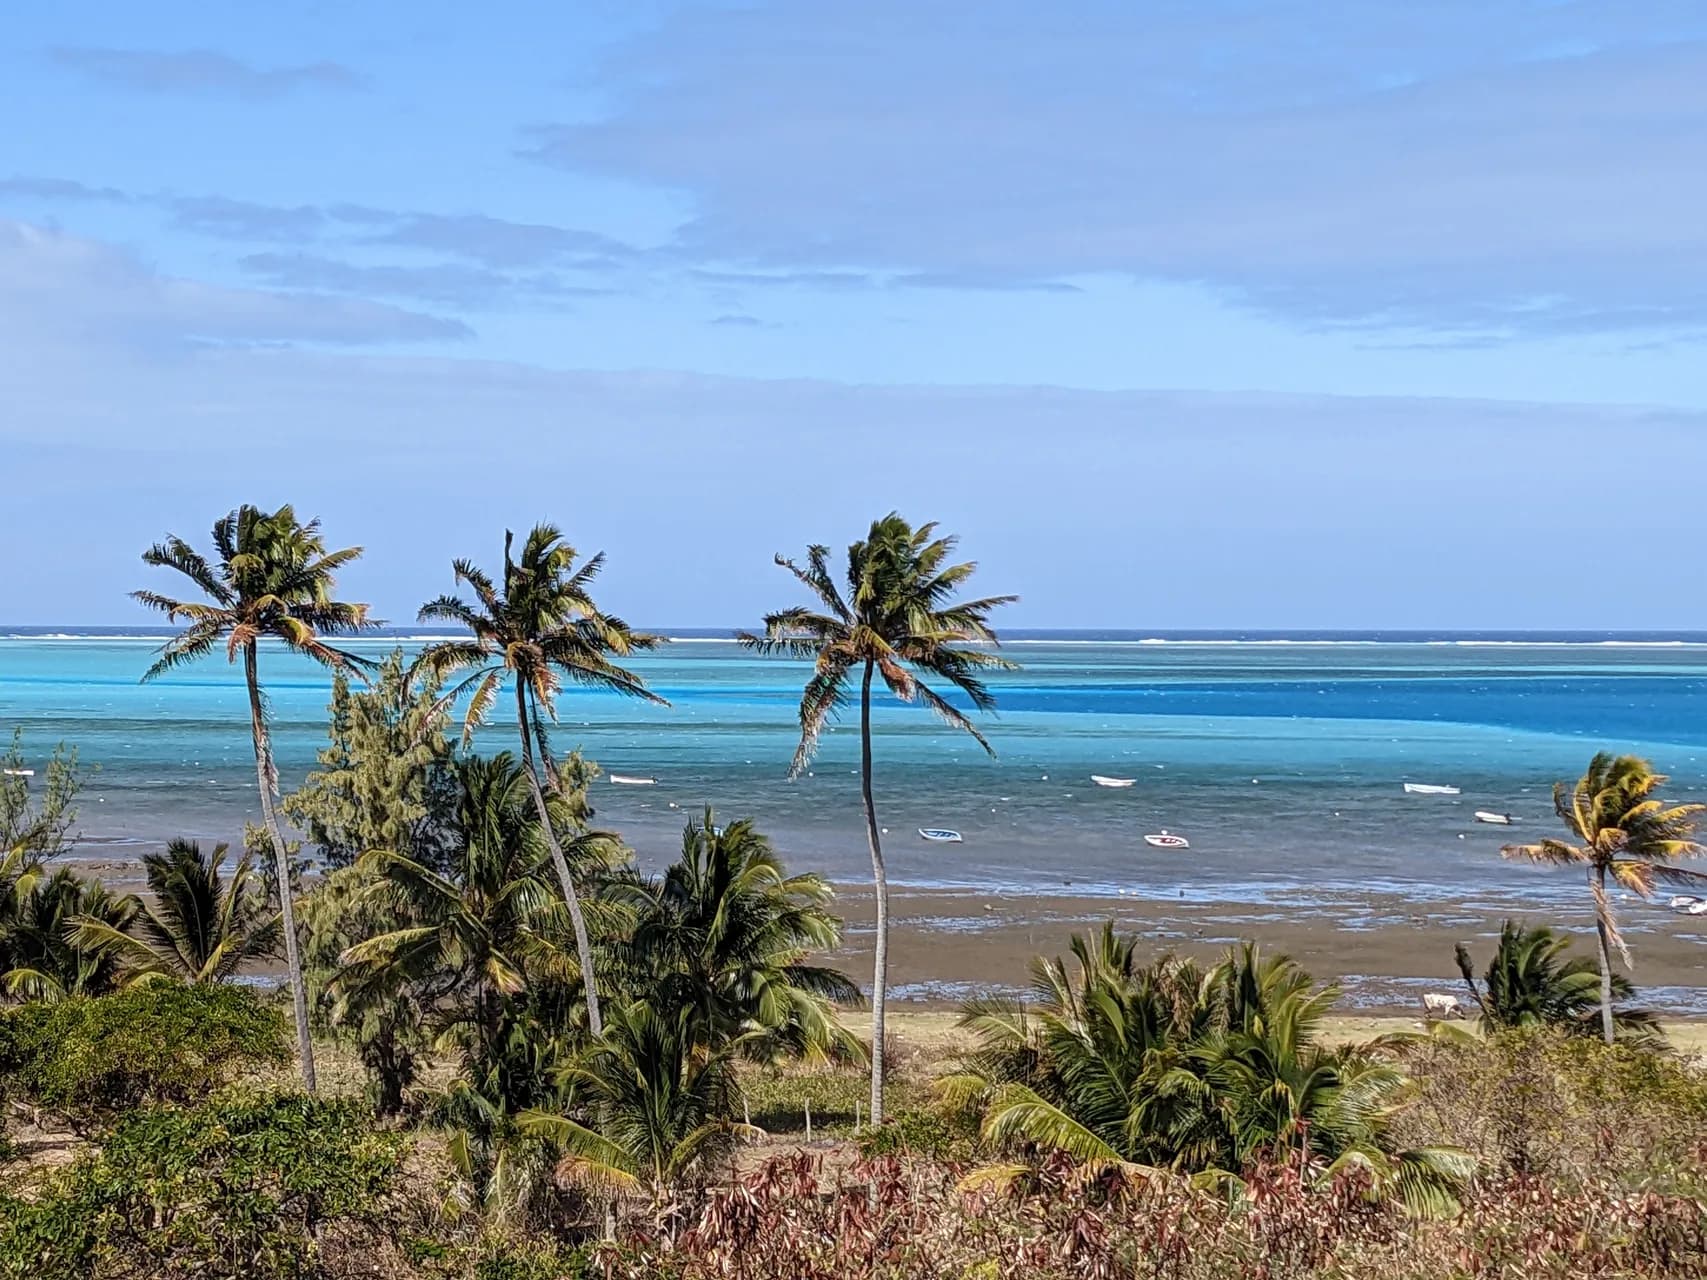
[1,768,33,778]
[1143,830,1190,850]
[609,774,657,786]
[1473,811,1515,825]
[1669,895,1702,913]
[1403,783,1460,796]
[918,828,963,843]
[1091,775,1136,788]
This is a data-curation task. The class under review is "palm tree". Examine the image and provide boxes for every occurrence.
[338,752,623,1215]
[2,869,137,1001]
[522,999,759,1202]
[741,514,1015,1123]
[414,526,662,1037]
[947,930,1470,1213]
[621,810,862,1063]
[1501,752,1707,1044]
[1454,919,1661,1044]
[336,753,583,1068]
[133,504,374,1089]
[69,839,280,984]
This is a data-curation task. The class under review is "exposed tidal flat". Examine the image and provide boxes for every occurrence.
[7,628,1707,1011]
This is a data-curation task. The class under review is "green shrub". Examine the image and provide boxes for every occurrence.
[0,1091,405,1279]
[856,1105,980,1163]
[0,983,288,1129]
[1397,1026,1707,1188]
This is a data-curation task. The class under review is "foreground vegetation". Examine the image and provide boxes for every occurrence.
[3,502,1707,1275]
[3,992,1706,1278]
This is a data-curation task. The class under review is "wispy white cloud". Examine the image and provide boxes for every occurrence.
[0,176,129,202]
[168,195,327,241]
[49,46,363,99]
[240,251,611,308]
[0,219,469,347]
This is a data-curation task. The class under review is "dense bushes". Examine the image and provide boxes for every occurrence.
[566,1148,1707,1280]
[0,983,288,1129]
[1397,1025,1707,1188]
[0,1092,406,1279]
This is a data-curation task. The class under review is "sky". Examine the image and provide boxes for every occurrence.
[3,1,1706,629]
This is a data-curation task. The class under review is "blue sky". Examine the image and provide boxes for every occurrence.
[4,1,1706,627]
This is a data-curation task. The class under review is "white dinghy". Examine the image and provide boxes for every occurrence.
[1404,782,1461,796]
[918,828,963,843]
[609,774,658,786]
[1143,830,1190,850]
[1473,811,1516,825]
[1091,775,1136,788]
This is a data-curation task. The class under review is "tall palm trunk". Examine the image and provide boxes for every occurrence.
[515,683,604,1037]
[1593,864,1615,1045]
[245,644,316,1091]
[859,657,888,1125]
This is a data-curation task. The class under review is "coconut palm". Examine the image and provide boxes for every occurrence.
[741,514,1015,1123]
[68,839,280,985]
[1454,920,1661,1044]
[2,869,137,1001]
[132,504,374,1089]
[621,810,862,1063]
[413,526,662,1036]
[1501,752,1707,1044]
[948,931,1470,1213]
[522,999,759,1202]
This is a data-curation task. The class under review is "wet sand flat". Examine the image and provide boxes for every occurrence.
[827,883,1707,1013]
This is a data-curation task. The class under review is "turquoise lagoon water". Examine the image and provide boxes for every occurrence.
[8,629,1707,922]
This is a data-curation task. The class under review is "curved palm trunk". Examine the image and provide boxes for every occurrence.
[245,644,316,1091]
[515,683,603,1037]
[860,657,888,1126]
[1593,864,1615,1045]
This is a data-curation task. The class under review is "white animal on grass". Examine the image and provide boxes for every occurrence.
[1422,992,1464,1020]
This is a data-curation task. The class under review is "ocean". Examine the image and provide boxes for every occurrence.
[8,628,1707,921]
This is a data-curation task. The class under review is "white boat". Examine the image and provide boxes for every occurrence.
[1091,775,1136,788]
[1,768,33,777]
[1403,783,1461,796]
[609,774,657,786]
[1473,811,1515,825]
[918,828,963,843]
[1669,895,1702,913]
[1143,830,1190,850]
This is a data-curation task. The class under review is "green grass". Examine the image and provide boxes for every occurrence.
[738,1064,932,1137]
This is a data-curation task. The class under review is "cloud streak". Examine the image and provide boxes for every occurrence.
[531,1,1707,338]
[0,219,469,347]
[50,46,363,99]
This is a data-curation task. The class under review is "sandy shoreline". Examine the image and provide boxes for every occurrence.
[66,855,1707,1014]
[828,883,1707,1013]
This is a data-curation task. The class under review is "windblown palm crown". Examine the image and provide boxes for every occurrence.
[414,525,663,755]
[1501,753,1707,967]
[133,504,374,726]
[1501,752,1705,1042]
[741,514,1017,774]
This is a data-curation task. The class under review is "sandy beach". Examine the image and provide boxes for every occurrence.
[69,853,1707,1014]
[828,883,1707,1013]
